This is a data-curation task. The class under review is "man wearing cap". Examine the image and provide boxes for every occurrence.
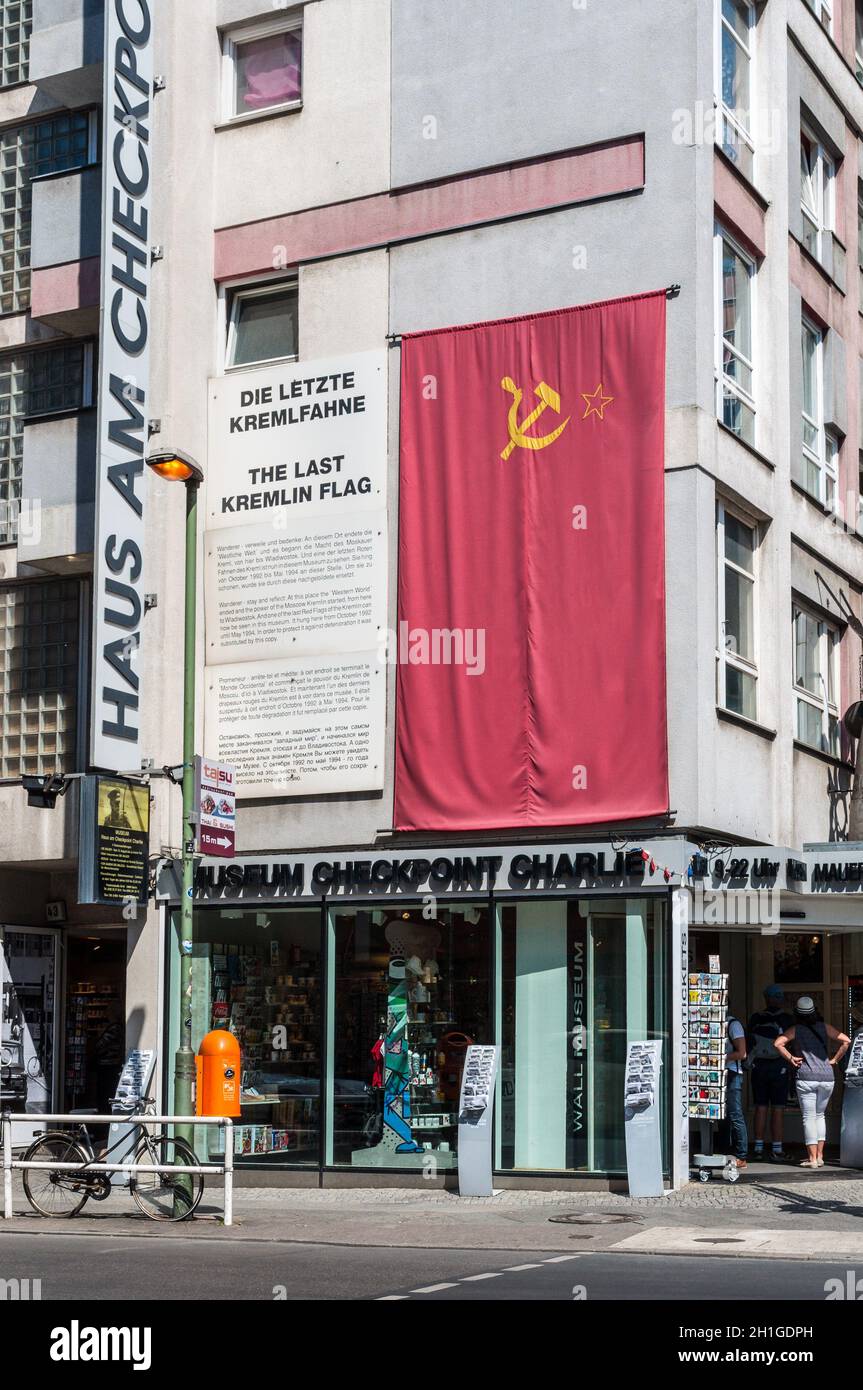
[747,985,794,1162]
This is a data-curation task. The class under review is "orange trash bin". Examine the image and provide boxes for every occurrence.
[196,1030,242,1118]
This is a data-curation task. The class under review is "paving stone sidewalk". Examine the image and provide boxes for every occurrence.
[3,1163,863,1257]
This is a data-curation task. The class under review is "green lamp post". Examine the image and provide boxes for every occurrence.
[145,448,204,1152]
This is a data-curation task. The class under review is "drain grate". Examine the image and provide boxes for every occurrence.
[694,1237,744,1244]
[549,1211,642,1226]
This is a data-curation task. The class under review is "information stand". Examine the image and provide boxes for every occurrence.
[108,1049,156,1186]
[840,1029,863,1169]
[623,1040,663,1196]
[688,966,739,1183]
[457,1045,499,1198]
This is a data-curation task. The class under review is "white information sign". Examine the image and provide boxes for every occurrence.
[204,350,388,798]
[206,349,387,530]
[204,652,385,798]
[205,512,386,666]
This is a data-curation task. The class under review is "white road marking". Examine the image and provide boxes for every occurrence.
[411,1282,458,1293]
[543,1255,581,1263]
[502,1263,542,1271]
[461,1271,503,1281]
[377,1294,409,1300]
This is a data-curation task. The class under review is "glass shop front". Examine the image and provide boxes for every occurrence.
[165,894,670,1178]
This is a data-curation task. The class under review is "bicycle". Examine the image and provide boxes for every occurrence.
[20,1098,204,1222]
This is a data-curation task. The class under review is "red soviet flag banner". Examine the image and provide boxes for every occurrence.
[394,291,668,832]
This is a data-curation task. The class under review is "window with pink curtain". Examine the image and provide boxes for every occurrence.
[235,28,302,114]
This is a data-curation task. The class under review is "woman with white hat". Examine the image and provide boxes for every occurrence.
[774,998,850,1168]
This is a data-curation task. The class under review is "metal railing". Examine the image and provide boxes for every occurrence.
[1,1113,234,1226]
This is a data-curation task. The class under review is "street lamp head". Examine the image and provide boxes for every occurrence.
[145,448,204,485]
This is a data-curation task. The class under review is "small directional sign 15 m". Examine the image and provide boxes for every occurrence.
[194,756,236,859]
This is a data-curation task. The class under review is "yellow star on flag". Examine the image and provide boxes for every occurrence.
[581,383,614,421]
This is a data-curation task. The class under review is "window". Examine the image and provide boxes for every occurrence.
[717,503,759,720]
[226,281,299,369]
[0,0,31,88]
[714,226,756,444]
[793,604,840,756]
[805,0,833,33]
[0,123,33,315]
[23,341,93,418]
[800,125,834,261]
[717,0,755,180]
[797,316,838,506]
[30,110,98,180]
[0,578,81,779]
[0,341,94,544]
[222,16,302,120]
[857,1,863,81]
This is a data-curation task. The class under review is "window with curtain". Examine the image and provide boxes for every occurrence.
[223,19,303,120]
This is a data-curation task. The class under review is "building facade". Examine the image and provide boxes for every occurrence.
[3,0,863,1185]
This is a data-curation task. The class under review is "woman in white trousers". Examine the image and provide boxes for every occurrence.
[775,996,849,1168]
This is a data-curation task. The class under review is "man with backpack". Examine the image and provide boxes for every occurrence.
[726,1010,749,1169]
[747,984,795,1162]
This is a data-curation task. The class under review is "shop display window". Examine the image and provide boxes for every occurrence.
[167,896,670,1175]
[499,898,668,1174]
[168,910,322,1165]
[327,905,491,1169]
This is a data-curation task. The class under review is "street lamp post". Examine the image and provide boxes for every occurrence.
[146,449,204,1153]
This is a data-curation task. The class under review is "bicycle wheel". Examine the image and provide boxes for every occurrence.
[22,1132,92,1218]
[129,1134,203,1221]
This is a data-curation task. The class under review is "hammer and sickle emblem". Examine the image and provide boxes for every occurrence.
[500,377,571,461]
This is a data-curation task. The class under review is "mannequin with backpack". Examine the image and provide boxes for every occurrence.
[746,984,795,1162]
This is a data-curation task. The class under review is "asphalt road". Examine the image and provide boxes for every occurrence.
[0,1232,858,1302]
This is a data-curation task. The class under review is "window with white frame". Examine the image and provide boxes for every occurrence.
[857,1,863,81]
[226,280,299,370]
[717,0,755,181]
[800,124,834,261]
[222,15,302,121]
[0,577,82,780]
[717,501,759,720]
[0,0,31,88]
[805,0,833,34]
[798,315,838,506]
[715,225,756,444]
[793,603,840,756]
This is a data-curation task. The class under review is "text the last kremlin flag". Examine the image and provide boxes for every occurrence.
[394,292,668,832]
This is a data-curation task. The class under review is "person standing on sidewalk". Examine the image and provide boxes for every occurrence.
[726,1012,749,1170]
[774,997,850,1168]
[747,984,794,1162]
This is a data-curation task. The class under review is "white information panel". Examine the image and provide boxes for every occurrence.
[205,512,386,666]
[457,1045,500,1198]
[206,350,387,531]
[841,1030,863,1169]
[204,351,388,798]
[108,1047,157,1187]
[204,653,385,798]
[623,1039,664,1198]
